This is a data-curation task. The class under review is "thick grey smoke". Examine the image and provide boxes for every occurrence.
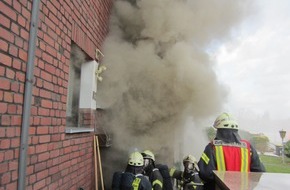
[97,0,252,186]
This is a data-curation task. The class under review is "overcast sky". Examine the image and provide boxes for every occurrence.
[214,0,290,143]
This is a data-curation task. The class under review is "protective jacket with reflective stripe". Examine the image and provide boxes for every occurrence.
[169,168,203,190]
[146,168,163,190]
[197,139,265,190]
[214,140,250,172]
[112,172,152,190]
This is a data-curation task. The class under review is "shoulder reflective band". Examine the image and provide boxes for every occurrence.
[132,177,141,190]
[241,146,249,172]
[215,146,226,171]
[153,179,163,188]
[201,153,210,165]
[189,181,204,186]
[170,168,176,176]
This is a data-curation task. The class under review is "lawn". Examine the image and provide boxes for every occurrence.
[259,154,290,173]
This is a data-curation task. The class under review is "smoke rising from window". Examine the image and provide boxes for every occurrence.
[96,0,252,184]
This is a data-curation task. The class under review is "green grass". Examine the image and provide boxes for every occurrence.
[259,154,290,173]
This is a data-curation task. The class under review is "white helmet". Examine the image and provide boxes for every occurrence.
[142,150,155,161]
[213,112,238,129]
[183,155,197,164]
[183,154,199,171]
[128,152,144,166]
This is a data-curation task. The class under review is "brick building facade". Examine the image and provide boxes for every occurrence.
[0,0,113,189]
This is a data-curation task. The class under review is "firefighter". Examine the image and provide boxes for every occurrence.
[112,151,152,190]
[141,150,164,190]
[198,113,265,190]
[170,155,203,190]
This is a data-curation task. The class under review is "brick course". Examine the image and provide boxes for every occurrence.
[0,0,113,189]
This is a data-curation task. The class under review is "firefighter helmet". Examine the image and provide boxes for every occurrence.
[183,155,197,164]
[141,150,155,161]
[213,112,238,129]
[128,151,144,166]
[183,154,199,171]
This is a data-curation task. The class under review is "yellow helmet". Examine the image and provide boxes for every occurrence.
[183,154,197,164]
[213,112,238,129]
[128,152,144,166]
[183,154,199,171]
[142,150,155,161]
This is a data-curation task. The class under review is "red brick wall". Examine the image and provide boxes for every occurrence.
[0,0,113,189]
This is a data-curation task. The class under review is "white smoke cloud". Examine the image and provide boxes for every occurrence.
[96,0,252,185]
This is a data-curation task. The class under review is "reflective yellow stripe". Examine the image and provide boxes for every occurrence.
[215,144,249,172]
[190,181,204,186]
[189,181,203,189]
[241,147,249,172]
[132,177,141,190]
[201,153,209,165]
[178,185,181,190]
[215,146,226,171]
[153,179,163,188]
[169,168,176,176]
[188,182,197,190]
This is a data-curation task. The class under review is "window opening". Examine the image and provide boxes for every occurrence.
[66,43,88,127]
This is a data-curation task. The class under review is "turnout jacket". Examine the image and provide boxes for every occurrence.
[170,168,203,190]
[198,139,265,189]
[112,171,152,190]
[144,167,163,190]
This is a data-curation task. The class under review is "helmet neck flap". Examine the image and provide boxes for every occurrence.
[215,128,241,143]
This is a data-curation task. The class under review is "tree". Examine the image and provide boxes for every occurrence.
[250,135,270,154]
[284,140,290,158]
[239,130,253,141]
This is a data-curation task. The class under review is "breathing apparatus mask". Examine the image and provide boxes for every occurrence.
[184,161,194,173]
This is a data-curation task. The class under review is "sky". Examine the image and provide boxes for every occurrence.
[214,0,290,144]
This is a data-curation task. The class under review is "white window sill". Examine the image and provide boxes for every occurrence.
[65,127,94,134]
